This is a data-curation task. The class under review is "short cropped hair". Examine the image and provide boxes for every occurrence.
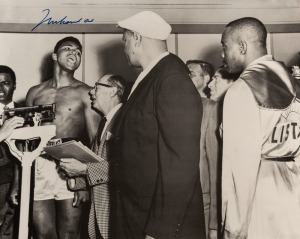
[107,75,127,103]
[0,65,16,84]
[54,36,82,53]
[186,60,214,78]
[216,67,239,81]
[226,17,267,47]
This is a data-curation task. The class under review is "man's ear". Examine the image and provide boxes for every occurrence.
[133,32,142,47]
[52,53,57,61]
[239,41,247,55]
[110,87,118,97]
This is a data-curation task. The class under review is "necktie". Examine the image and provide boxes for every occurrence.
[96,116,107,147]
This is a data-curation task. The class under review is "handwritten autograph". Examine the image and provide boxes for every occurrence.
[32,9,94,31]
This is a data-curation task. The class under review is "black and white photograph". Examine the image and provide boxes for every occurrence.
[0,1,300,239]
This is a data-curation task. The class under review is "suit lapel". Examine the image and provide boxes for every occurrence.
[97,107,123,158]
[115,54,172,135]
[100,107,122,142]
[115,77,147,130]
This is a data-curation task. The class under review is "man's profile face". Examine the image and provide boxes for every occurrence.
[122,30,138,67]
[208,70,234,102]
[90,75,113,113]
[0,73,15,104]
[187,63,206,91]
[54,41,82,72]
[221,28,243,74]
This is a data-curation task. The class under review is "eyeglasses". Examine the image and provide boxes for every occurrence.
[95,82,113,88]
[94,82,113,90]
[93,82,113,91]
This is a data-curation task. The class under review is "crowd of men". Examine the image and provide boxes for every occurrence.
[0,10,299,239]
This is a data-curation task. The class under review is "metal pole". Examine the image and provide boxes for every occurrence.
[18,155,32,239]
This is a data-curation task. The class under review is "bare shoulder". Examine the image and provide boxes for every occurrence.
[72,79,92,93]
[28,80,51,95]
[70,80,93,106]
[26,80,53,105]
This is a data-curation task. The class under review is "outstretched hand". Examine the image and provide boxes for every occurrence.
[59,158,87,177]
[0,116,25,142]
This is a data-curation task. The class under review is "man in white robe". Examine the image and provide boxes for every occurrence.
[221,17,300,239]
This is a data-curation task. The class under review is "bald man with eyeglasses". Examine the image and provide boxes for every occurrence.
[60,74,127,239]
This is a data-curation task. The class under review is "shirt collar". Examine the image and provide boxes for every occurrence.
[142,52,169,74]
[0,101,14,113]
[105,103,122,123]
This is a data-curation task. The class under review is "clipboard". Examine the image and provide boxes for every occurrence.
[43,140,102,163]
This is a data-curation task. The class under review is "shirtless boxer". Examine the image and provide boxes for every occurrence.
[25,36,99,238]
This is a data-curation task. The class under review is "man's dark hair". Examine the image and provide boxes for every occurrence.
[0,65,16,84]
[107,75,127,102]
[186,60,214,78]
[54,36,82,53]
[216,66,240,81]
[226,17,267,48]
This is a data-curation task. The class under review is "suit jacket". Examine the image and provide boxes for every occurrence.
[200,98,219,232]
[113,53,205,239]
[69,107,122,239]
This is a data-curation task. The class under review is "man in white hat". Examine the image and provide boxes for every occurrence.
[114,11,206,239]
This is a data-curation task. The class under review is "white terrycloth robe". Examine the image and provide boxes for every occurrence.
[222,55,300,239]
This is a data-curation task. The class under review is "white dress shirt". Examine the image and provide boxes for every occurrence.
[0,101,14,114]
[100,103,122,139]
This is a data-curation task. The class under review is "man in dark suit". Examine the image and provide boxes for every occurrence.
[0,65,22,238]
[115,11,205,239]
[60,74,126,239]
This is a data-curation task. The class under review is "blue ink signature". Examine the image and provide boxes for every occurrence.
[32,9,94,31]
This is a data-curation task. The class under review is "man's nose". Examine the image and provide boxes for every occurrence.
[221,50,224,59]
[70,49,77,54]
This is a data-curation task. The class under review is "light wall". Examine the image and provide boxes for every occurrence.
[272,33,300,67]
[0,32,299,103]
